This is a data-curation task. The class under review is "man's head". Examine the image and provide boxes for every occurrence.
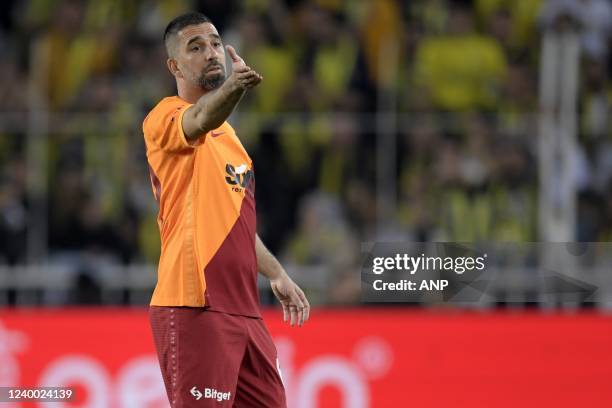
[164,12,226,91]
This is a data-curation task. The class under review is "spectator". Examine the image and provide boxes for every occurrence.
[413,1,508,110]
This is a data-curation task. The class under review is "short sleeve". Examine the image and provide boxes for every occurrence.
[143,98,201,153]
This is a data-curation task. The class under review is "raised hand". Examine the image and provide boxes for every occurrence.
[226,45,263,90]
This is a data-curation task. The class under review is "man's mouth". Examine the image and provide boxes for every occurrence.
[206,65,223,73]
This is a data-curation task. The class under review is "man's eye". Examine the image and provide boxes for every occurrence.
[191,46,200,52]
[213,42,221,47]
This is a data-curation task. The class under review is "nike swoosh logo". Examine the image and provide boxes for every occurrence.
[211,130,225,138]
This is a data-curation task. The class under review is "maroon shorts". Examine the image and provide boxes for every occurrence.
[149,307,286,407]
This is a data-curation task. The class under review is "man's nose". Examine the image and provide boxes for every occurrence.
[204,45,217,60]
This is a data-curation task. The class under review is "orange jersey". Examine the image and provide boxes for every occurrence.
[143,96,260,317]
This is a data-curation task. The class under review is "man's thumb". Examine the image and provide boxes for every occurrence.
[226,45,240,62]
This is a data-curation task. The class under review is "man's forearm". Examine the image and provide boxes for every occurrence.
[187,78,244,140]
[256,234,286,280]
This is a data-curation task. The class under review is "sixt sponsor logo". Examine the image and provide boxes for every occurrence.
[225,163,254,194]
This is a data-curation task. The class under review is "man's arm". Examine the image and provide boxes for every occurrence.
[182,46,262,141]
[256,234,311,326]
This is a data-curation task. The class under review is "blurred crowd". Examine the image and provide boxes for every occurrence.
[0,0,611,305]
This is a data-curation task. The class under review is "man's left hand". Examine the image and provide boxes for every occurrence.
[270,274,310,327]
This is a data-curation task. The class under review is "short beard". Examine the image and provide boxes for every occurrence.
[197,72,225,91]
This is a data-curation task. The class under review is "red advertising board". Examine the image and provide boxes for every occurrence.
[0,308,611,407]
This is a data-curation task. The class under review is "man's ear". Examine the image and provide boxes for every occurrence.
[167,58,183,79]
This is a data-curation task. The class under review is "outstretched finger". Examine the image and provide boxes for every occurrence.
[225,45,240,61]
[235,70,258,80]
[232,65,251,74]
[225,45,242,63]
[242,76,262,89]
